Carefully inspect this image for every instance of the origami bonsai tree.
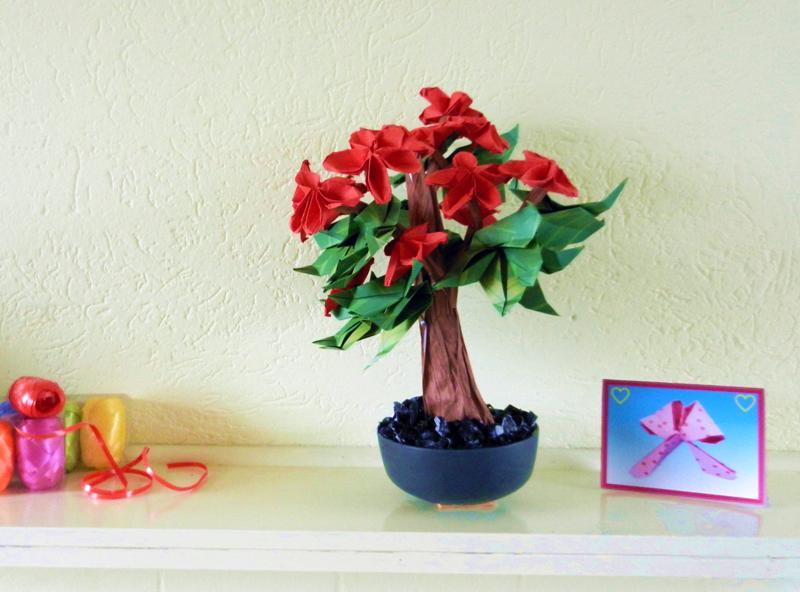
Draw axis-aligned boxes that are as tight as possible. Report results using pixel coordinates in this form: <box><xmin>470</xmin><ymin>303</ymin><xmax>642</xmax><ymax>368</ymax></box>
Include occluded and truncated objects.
<box><xmin>291</xmin><ymin>87</ymin><xmax>625</xmax><ymax>424</ymax></box>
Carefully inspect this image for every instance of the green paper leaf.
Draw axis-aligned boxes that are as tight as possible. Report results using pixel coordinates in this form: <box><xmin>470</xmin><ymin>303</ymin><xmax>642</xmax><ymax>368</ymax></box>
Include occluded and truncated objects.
<box><xmin>519</xmin><ymin>281</ymin><xmax>558</xmax><ymax>315</ymax></box>
<box><xmin>355</xmin><ymin>196</ymin><xmax>403</xmax><ymax>231</ymax></box>
<box><xmin>295</xmin><ymin>246</ymin><xmax>350</xmax><ymax>277</ymax></box>
<box><xmin>316</xmin><ymin>200</ymin><xmax>409</xmax><ymax>291</ymax></box>
<box><xmin>460</xmin><ymin>250</ymin><xmax>497</xmax><ymax>286</ymax></box>
<box><xmin>314</xmin><ymin>318</ymin><xmax>378</xmax><ymax>350</ymax></box>
<box><xmin>475</xmin><ymin>205</ymin><xmax>541</xmax><ymax>248</ymax></box>
<box><xmin>368</xmin><ymin>283</ymin><xmax>432</xmax><ymax>361</ymax></box>
<box><xmin>475</xmin><ymin>125</ymin><xmax>519</xmax><ymax>165</ymax></box>
<box><xmin>328</xmin><ymin>278</ymin><xmax>406</xmax><ymax>318</ymax></box>
<box><xmin>541</xmin><ymin>246</ymin><xmax>583</xmax><ymax>274</ymax></box>
<box><xmin>536</xmin><ymin>208</ymin><xmax>604</xmax><ymax>250</ymax></box>
<box><xmin>403</xmin><ymin>260</ymin><xmax>424</xmax><ymax>295</ymax></box>
<box><xmin>518</xmin><ymin>179</ymin><xmax>627</xmax><ymax>217</ymax></box>
<box><xmin>367</xmin><ymin>317</ymin><xmax>416</xmax><ymax>367</ymax></box>
<box><xmin>313</xmin><ymin>218</ymin><xmax>353</xmax><ymax>249</ymax></box>
<box><xmin>479</xmin><ymin>254</ymin><xmax>527</xmax><ymax>316</ymax></box>
<box><xmin>581</xmin><ymin>178</ymin><xmax>627</xmax><ymax>216</ymax></box>
<box><xmin>370</xmin><ymin>263</ymin><xmax>430</xmax><ymax>330</ymax></box>
<box><xmin>479</xmin><ymin>255</ymin><xmax>504</xmax><ymax>312</ymax></box>
<box><xmin>508</xmin><ymin>178</ymin><xmax>529</xmax><ymax>201</ymax></box>
<box><xmin>434</xmin><ymin>248</ymin><xmax>497</xmax><ymax>289</ymax></box>
<box><xmin>504</xmin><ymin>245</ymin><xmax>543</xmax><ymax>287</ymax></box>
<box><xmin>392</xmin><ymin>284</ymin><xmax>432</xmax><ymax>326</ymax></box>
<box><xmin>323</xmin><ymin>247</ymin><xmax>371</xmax><ymax>290</ymax></box>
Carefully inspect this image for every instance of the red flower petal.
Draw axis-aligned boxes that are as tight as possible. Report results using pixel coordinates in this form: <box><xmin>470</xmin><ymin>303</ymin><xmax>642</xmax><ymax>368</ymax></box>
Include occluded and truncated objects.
<box><xmin>294</xmin><ymin>160</ymin><xmax>320</xmax><ymax>188</ymax></box>
<box><xmin>291</xmin><ymin>189</ymin><xmax>335</xmax><ymax>241</ymax></box>
<box><xmin>419</xmin><ymin>87</ymin><xmax>480</xmax><ymax>124</ymax></box>
<box><xmin>452</xmin><ymin>151</ymin><xmax>478</xmax><ymax>169</ymax></box>
<box><xmin>320</xmin><ymin>177</ymin><xmax>364</xmax><ymax>208</ymax></box>
<box><xmin>376</xmin><ymin>147</ymin><xmax>421</xmax><ymax>173</ymax></box>
<box><xmin>349</xmin><ymin>128</ymin><xmax>378</xmax><ymax>149</ymax></box>
<box><xmin>376</xmin><ymin>125</ymin><xmax>406</xmax><ymax>148</ymax></box>
<box><xmin>500</xmin><ymin>150</ymin><xmax>579</xmax><ymax>197</ymax></box>
<box><xmin>468</xmin><ymin>121</ymin><xmax>509</xmax><ymax>153</ymax></box>
<box><xmin>425</xmin><ymin>166</ymin><xmax>459</xmax><ymax>187</ymax></box>
<box><xmin>448</xmin><ymin>92</ymin><xmax>476</xmax><ymax>117</ymax></box>
<box><xmin>411</xmin><ymin>124</ymin><xmax>455</xmax><ymax>151</ymax></box>
<box><xmin>476</xmin><ymin>163</ymin><xmax>510</xmax><ymax>186</ymax></box>
<box><xmin>323</xmin><ymin>147</ymin><xmax>369</xmax><ymax>175</ymax></box>
<box><xmin>384</xmin><ymin>225</ymin><xmax>447</xmax><ymax>286</ymax></box>
<box><xmin>365</xmin><ymin>156</ymin><xmax>392</xmax><ymax>204</ymax></box>
<box><xmin>473</xmin><ymin>174</ymin><xmax>502</xmax><ymax>211</ymax></box>
<box><xmin>419</xmin><ymin>87</ymin><xmax>452</xmax><ymax>123</ymax></box>
<box><xmin>551</xmin><ymin>168</ymin><xmax>578</xmax><ymax>197</ymax></box>
<box><xmin>291</xmin><ymin>161</ymin><xmax>364</xmax><ymax>240</ymax></box>
<box><xmin>497</xmin><ymin>159</ymin><xmax>529</xmax><ymax>179</ymax></box>
<box><xmin>440</xmin><ymin>175</ymin><xmax>477</xmax><ymax>218</ymax></box>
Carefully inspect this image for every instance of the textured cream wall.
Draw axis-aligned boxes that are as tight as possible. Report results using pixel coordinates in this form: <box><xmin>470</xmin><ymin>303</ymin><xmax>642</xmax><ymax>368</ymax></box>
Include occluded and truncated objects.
<box><xmin>1</xmin><ymin>1</ymin><xmax>798</xmax><ymax>449</ymax></box>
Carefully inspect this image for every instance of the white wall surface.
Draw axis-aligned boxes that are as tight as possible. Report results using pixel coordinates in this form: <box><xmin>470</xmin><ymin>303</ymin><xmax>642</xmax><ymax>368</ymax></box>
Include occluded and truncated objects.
<box><xmin>1</xmin><ymin>0</ymin><xmax>798</xmax><ymax>449</ymax></box>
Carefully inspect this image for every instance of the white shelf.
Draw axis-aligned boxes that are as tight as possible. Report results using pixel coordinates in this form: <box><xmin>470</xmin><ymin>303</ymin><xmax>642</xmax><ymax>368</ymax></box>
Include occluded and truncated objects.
<box><xmin>0</xmin><ymin>446</ymin><xmax>798</xmax><ymax>578</ymax></box>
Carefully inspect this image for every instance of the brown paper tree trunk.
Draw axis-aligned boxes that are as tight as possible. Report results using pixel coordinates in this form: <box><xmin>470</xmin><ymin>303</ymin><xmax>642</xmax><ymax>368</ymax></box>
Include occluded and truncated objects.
<box><xmin>406</xmin><ymin>167</ymin><xmax>494</xmax><ymax>424</ymax></box>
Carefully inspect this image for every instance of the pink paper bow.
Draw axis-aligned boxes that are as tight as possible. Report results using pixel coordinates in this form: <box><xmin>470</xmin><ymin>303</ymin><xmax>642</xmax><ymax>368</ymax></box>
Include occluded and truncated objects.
<box><xmin>630</xmin><ymin>400</ymin><xmax>736</xmax><ymax>480</ymax></box>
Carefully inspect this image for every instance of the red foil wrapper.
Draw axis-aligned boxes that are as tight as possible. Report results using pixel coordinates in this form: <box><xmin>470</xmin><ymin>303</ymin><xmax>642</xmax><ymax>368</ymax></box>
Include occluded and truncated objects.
<box><xmin>0</xmin><ymin>421</ymin><xmax>13</xmax><ymax>491</ymax></box>
<box><xmin>8</xmin><ymin>377</ymin><xmax>65</xmax><ymax>418</ymax></box>
<box><xmin>15</xmin><ymin>416</ymin><xmax>65</xmax><ymax>491</ymax></box>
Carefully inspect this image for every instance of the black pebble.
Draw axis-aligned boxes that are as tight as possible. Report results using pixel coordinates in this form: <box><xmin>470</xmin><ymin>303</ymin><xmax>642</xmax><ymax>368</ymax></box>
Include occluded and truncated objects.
<box><xmin>377</xmin><ymin>396</ymin><xmax>537</xmax><ymax>450</ymax></box>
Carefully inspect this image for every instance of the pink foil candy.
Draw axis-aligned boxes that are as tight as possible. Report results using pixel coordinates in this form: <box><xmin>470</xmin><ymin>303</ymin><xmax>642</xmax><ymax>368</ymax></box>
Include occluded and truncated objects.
<box><xmin>15</xmin><ymin>416</ymin><xmax>65</xmax><ymax>490</ymax></box>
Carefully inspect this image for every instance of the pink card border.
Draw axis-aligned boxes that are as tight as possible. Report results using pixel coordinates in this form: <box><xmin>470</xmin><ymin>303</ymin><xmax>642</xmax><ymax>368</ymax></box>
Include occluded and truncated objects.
<box><xmin>600</xmin><ymin>379</ymin><xmax>766</xmax><ymax>505</ymax></box>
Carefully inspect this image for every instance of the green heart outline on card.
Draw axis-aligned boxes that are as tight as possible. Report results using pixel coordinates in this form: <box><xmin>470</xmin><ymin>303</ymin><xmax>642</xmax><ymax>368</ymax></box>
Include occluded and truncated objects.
<box><xmin>610</xmin><ymin>387</ymin><xmax>630</xmax><ymax>405</ymax></box>
<box><xmin>735</xmin><ymin>393</ymin><xmax>756</xmax><ymax>413</ymax></box>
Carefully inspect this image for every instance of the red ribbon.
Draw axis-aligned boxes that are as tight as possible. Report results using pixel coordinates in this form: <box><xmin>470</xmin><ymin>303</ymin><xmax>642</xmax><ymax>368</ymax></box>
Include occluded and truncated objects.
<box><xmin>16</xmin><ymin>421</ymin><xmax>208</xmax><ymax>499</ymax></box>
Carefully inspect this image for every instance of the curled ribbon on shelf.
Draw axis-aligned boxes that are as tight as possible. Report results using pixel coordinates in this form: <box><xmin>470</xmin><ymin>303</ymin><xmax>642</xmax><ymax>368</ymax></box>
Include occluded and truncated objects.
<box><xmin>630</xmin><ymin>400</ymin><xmax>736</xmax><ymax>480</ymax></box>
<box><xmin>15</xmin><ymin>420</ymin><xmax>208</xmax><ymax>499</ymax></box>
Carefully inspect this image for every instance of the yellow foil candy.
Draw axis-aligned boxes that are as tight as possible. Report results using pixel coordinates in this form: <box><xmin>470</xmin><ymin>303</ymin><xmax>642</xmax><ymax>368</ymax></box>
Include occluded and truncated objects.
<box><xmin>80</xmin><ymin>397</ymin><xmax>126</xmax><ymax>469</ymax></box>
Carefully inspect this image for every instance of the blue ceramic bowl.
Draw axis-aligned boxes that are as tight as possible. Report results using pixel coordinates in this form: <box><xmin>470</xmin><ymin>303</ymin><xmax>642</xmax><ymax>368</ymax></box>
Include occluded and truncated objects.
<box><xmin>377</xmin><ymin>425</ymin><xmax>539</xmax><ymax>505</ymax></box>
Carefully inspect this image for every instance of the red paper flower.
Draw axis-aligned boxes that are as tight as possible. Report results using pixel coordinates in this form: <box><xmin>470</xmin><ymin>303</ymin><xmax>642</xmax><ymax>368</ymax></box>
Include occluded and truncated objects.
<box><xmin>324</xmin><ymin>259</ymin><xmax>373</xmax><ymax>316</ymax></box>
<box><xmin>425</xmin><ymin>152</ymin><xmax>510</xmax><ymax>221</ymax></box>
<box><xmin>453</xmin><ymin>116</ymin><xmax>509</xmax><ymax>154</ymax></box>
<box><xmin>419</xmin><ymin>87</ymin><xmax>483</xmax><ymax>124</ymax></box>
<box><xmin>323</xmin><ymin>125</ymin><xmax>429</xmax><ymax>204</ymax></box>
<box><xmin>499</xmin><ymin>150</ymin><xmax>578</xmax><ymax>197</ymax></box>
<box><xmin>417</xmin><ymin>87</ymin><xmax>508</xmax><ymax>154</ymax></box>
<box><xmin>410</xmin><ymin>124</ymin><xmax>455</xmax><ymax>152</ymax></box>
<box><xmin>384</xmin><ymin>225</ymin><xmax>448</xmax><ymax>287</ymax></box>
<box><xmin>290</xmin><ymin>161</ymin><xmax>365</xmax><ymax>241</ymax></box>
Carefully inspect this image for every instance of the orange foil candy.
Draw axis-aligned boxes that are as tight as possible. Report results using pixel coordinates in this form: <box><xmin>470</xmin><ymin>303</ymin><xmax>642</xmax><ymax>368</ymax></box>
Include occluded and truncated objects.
<box><xmin>81</xmin><ymin>397</ymin><xmax>126</xmax><ymax>469</ymax></box>
<box><xmin>0</xmin><ymin>421</ymin><xmax>13</xmax><ymax>491</ymax></box>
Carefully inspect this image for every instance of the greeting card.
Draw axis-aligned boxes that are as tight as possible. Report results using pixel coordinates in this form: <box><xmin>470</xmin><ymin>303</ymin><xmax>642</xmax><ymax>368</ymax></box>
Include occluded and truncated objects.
<box><xmin>601</xmin><ymin>380</ymin><xmax>765</xmax><ymax>504</ymax></box>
